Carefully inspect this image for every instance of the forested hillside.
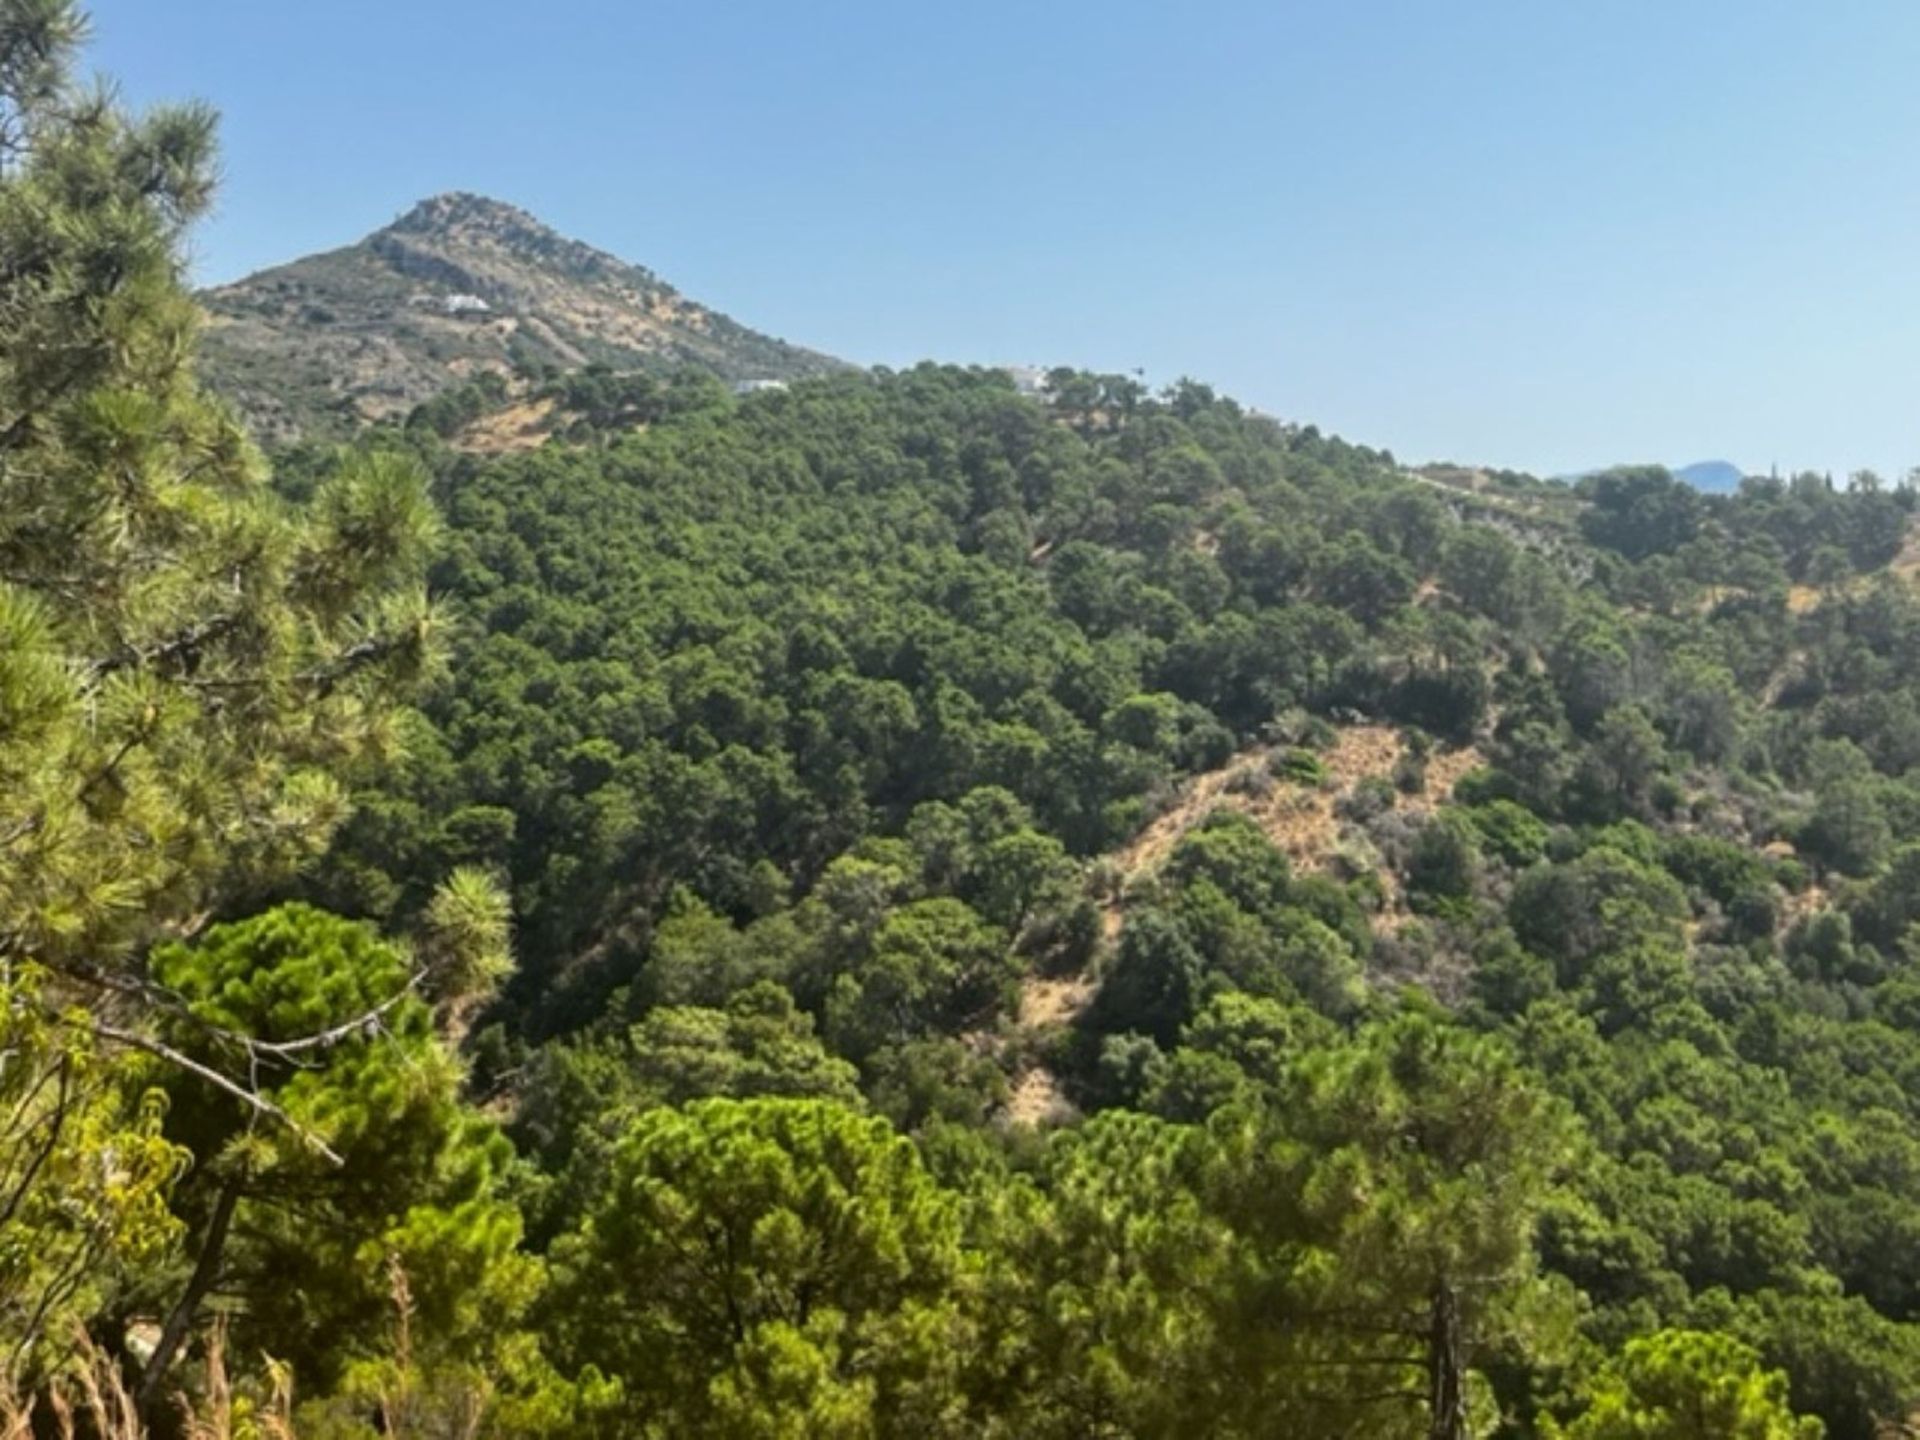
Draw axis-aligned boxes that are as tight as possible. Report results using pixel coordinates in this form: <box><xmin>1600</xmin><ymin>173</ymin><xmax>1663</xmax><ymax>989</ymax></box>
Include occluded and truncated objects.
<box><xmin>300</xmin><ymin>364</ymin><xmax>1920</xmax><ymax>1440</ymax></box>
<box><xmin>11</xmin><ymin>3</ymin><xmax>1920</xmax><ymax>1437</ymax></box>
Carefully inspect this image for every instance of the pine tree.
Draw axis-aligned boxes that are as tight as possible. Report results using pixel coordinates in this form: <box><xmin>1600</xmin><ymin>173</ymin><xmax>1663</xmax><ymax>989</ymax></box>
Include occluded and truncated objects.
<box><xmin>0</xmin><ymin>0</ymin><xmax>440</xmax><ymax>979</ymax></box>
<box><xmin>547</xmin><ymin>1098</ymin><xmax>975</xmax><ymax>1437</ymax></box>
<box><xmin>0</xmin><ymin>0</ymin><xmax>441</xmax><ymax>1375</ymax></box>
<box><xmin>1545</xmin><ymin>1331</ymin><xmax>1823</xmax><ymax>1440</ymax></box>
<box><xmin>134</xmin><ymin>900</ymin><xmax>525</xmax><ymax>1413</ymax></box>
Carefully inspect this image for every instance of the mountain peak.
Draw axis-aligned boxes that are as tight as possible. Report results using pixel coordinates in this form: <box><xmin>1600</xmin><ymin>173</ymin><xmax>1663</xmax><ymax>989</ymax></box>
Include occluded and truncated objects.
<box><xmin>197</xmin><ymin>197</ymin><xmax>841</xmax><ymax>445</ymax></box>
<box><xmin>388</xmin><ymin>191</ymin><xmax>535</xmax><ymax>230</ymax></box>
<box><xmin>373</xmin><ymin>192</ymin><xmax>649</xmax><ymax>291</ymax></box>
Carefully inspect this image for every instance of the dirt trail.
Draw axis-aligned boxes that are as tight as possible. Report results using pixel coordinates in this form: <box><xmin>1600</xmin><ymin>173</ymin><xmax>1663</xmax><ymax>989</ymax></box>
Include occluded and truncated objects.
<box><xmin>1002</xmin><ymin>725</ymin><xmax>1482</xmax><ymax>1125</ymax></box>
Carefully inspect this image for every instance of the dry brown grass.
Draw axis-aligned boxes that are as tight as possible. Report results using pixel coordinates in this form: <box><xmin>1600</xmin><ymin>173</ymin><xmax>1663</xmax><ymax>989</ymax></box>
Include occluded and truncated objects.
<box><xmin>1003</xmin><ymin>724</ymin><xmax>1485</xmax><ymax>1125</ymax></box>
<box><xmin>0</xmin><ymin>1323</ymin><xmax>294</xmax><ymax>1440</ymax></box>
<box><xmin>1004</xmin><ymin>1067</ymin><xmax>1078</xmax><ymax>1129</ymax></box>
<box><xmin>1019</xmin><ymin>973</ymin><xmax>1097</xmax><ymax>1030</ymax></box>
<box><xmin>1103</xmin><ymin>726</ymin><xmax>1476</xmax><ymax>891</ymax></box>
<box><xmin>453</xmin><ymin>395</ymin><xmax>558</xmax><ymax>455</ymax></box>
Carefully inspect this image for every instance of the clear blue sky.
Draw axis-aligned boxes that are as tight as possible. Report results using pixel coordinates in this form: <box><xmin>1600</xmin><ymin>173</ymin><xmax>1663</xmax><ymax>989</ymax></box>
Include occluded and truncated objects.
<box><xmin>87</xmin><ymin>1</ymin><xmax>1920</xmax><ymax>478</ymax></box>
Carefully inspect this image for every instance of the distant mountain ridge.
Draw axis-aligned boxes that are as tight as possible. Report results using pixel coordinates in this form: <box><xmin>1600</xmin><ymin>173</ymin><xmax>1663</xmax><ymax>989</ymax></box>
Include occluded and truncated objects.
<box><xmin>196</xmin><ymin>193</ymin><xmax>842</xmax><ymax>445</ymax></box>
<box><xmin>1672</xmin><ymin>459</ymin><xmax>1746</xmax><ymax>494</ymax></box>
<box><xmin>1558</xmin><ymin>459</ymin><xmax>1749</xmax><ymax>495</ymax></box>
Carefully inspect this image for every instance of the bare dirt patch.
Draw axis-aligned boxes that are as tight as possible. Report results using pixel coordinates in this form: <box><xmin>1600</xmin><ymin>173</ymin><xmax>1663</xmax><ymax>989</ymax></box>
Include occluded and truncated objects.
<box><xmin>455</xmin><ymin>395</ymin><xmax>558</xmax><ymax>455</ymax></box>
<box><xmin>1111</xmin><ymin>726</ymin><xmax>1476</xmax><ymax>879</ymax></box>
<box><xmin>1776</xmin><ymin>878</ymin><xmax>1831</xmax><ymax>935</ymax></box>
<box><xmin>1892</xmin><ymin>517</ymin><xmax>1920</xmax><ymax>581</ymax></box>
<box><xmin>1019</xmin><ymin>972</ymin><xmax>1097</xmax><ymax>1030</ymax></box>
<box><xmin>1768</xmin><ymin>517</ymin><xmax>1920</xmax><ymax>617</ymax></box>
<box><xmin>1002</xmin><ymin>723</ymin><xmax>1483</xmax><ymax>1126</ymax></box>
<box><xmin>1094</xmin><ymin>725</ymin><xmax>1482</xmax><ymax>934</ymax></box>
<box><xmin>1786</xmin><ymin>585</ymin><xmax>1824</xmax><ymax>615</ymax></box>
<box><xmin>1005</xmin><ymin>1066</ymin><xmax>1078</xmax><ymax>1128</ymax></box>
<box><xmin>1420</xmin><ymin>744</ymin><xmax>1485</xmax><ymax>811</ymax></box>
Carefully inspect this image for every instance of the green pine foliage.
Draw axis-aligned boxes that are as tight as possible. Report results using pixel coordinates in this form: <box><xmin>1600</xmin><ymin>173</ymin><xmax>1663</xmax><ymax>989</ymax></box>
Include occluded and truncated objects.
<box><xmin>0</xmin><ymin>0</ymin><xmax>448</xmax><ymax>1395</ymax></box>
<box><xmin>16</xmin><ymin>2</ymin><xmax>1920</xmax><ymax>1435</ymax></box>
<box><xmin>1544</xmin><ymin>1330</ymin><xmax>1823</xmax><ymax>1440</ymax></box>
<box><xmin>0</xmin><ymin>0</ymin><xmax>443</xmax><ymax>1022</ymax></box>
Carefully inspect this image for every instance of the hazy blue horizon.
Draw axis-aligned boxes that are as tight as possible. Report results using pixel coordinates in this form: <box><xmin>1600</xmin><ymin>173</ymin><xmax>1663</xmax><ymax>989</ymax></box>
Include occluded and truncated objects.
<box><xmin>87</xmin><ymin>1</ymin><xmax>1920</xmax><ymax>481</ymax></box>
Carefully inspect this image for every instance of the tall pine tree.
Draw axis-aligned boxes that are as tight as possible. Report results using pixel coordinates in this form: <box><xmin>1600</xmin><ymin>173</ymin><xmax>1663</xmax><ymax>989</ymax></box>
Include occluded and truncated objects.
<box><xmin>0</xmin><ymin>0</ymin><xmax>442</xmax><ymax>1375</ymax></box>
<box><xmin>0</xmin><ymin>0</ymin><xmax>440</xmax><ymax>979</ymax></box>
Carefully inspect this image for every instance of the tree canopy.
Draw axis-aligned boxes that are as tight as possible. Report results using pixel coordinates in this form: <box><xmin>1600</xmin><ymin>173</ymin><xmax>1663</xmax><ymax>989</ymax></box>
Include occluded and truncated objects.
<box><xmin>15</xmin><ymin>1</ymin><xmax>1920</xmax><ymax>1435</ymax></box>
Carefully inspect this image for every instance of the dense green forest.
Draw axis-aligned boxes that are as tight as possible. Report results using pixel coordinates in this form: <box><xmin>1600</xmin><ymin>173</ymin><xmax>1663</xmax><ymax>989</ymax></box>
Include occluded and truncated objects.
<box><xmin>12</xmin><ymin>4</ymin><xmax>1920</xmax><ymax>1436</ymax></box>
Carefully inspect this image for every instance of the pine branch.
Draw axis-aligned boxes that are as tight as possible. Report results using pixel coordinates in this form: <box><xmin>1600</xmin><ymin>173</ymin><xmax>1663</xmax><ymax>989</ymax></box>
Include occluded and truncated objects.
<box><xmin>177</xmin><ymin>626</ymin><xmax>416</xmax><ymax>697</ymax></box>
<box><xmin>71</xmin><ymin>955</ymin><xmax>426</xmax><ymax>1063</ymax></box>
<box><xmin>0</xmin><ymin>1057</ymin><xmax>70</xmax><ymax>1233</ymax></box>
<box><xmin>241</xmin><ymin>979</ymin><xmax>421</xmax><ymax>1059</ymax></box>
<box><xmin>84</xmin><ymin>612</ymin><xmax>241</xmax><ymax>685</ymax></box>
<box><xmin>1291</xmin><ymin>1388</ymin><xmax>1428</xmax><ymax>1407</ymax></box>
<box><xmin>297</xmin><ymin>630</ymin><xmax>413</xmax><ymax>697</ymax></box>
<box><xmin>80</xmin><ymin>1020</ymin><xmax>343</xmax><ymax>1166</ymax></box>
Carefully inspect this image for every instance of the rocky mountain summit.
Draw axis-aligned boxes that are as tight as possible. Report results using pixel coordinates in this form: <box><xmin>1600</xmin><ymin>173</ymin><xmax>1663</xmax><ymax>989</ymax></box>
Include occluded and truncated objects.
<box><xmin>197</xmin><ymin>192</ymin><xmax>840</xmax><ymax>444</ymax></box>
